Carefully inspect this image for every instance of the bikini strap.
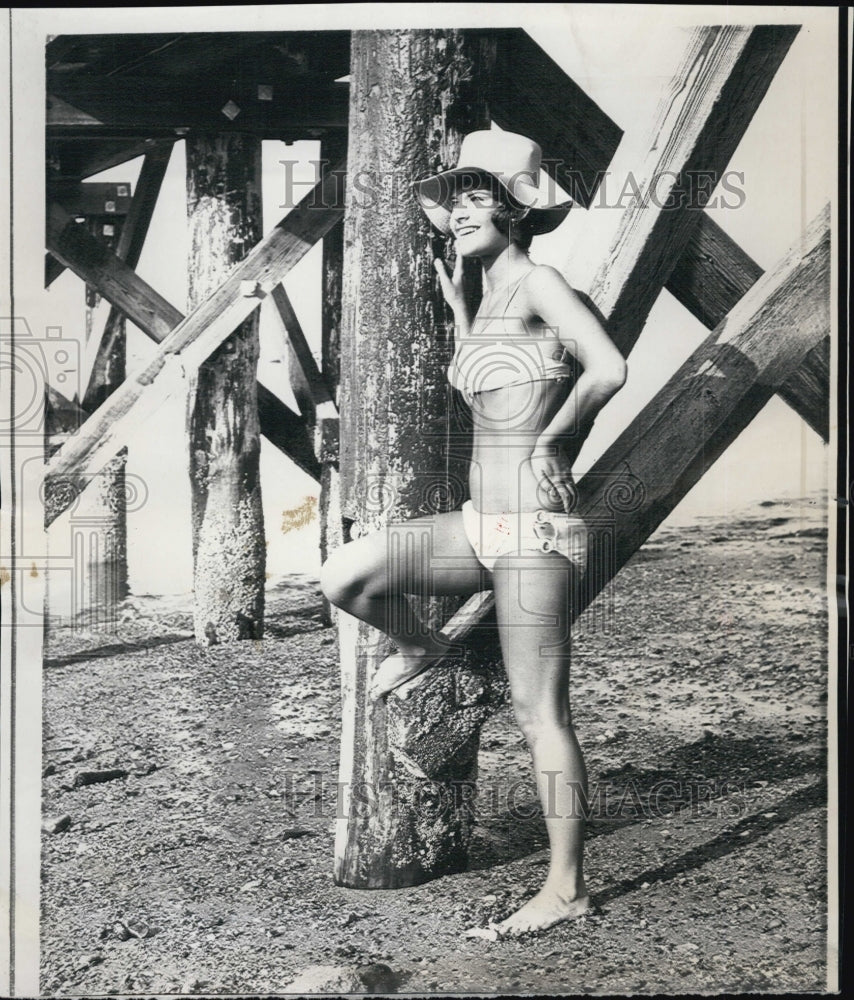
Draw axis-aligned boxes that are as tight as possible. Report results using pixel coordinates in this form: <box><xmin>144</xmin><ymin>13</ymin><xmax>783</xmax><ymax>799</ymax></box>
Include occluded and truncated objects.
<box><xmin>504</xmin><ymin>269</ymin><xmax>533</xmax><ymax>308</ymax></box>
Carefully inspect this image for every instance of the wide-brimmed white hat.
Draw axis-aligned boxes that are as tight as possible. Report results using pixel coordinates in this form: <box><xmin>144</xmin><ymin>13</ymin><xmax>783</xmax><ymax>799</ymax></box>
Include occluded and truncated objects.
<box><xmin>414</xmin><ymin>130</ymin><xmax>572</xmax><ymax>236</ymax></box>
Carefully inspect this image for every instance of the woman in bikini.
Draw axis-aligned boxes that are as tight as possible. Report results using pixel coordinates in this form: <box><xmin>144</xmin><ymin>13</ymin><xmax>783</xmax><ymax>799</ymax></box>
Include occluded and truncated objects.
<box><xmin>320</xmin><ymin>130</ymin><xmax>627</xmax><ymax>936</ymax></box>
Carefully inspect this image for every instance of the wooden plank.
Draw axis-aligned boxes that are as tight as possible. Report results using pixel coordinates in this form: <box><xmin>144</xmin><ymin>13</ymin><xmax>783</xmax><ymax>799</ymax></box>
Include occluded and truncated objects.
<box><xmin>257</xmin><ymin>384</ymin><xmax>321</xmax><ymax>482</ymax></box>
<box><xmin>405</xmin><ymin>205</ymin><xmax>831</xmax><ymax>717</ymax></box>
<box><xmin>46</xmin><ymin>31</ymin><xmax>351</xmax><ymax>81</ymax></box>
<box><xmin>48</xmin><ymin>180</ymin><xmax>133</xmax><ymax>218</ymax></box>
<box><xmin>488</xmin><ymin>29</ymin><xmax>622</xmax><ymax>207</ymax></box>
<box><xmin>586</xmin><ymin>25</ymin><xmax>799</xmax><ymax>357</ymax></box>
<box><xmin>667</xmin><ymin>212</ymin><xmax>829</xmax><ymax>441</ymax></box>
<box><xmin>43</xmin><ymin>162</ymin><xmax>345</xmax><ymax>526</ymax></box>
<box><xmin>576</xmin><ymin>203</ymin><xmax>830</xmax><ymax>589</ymax></box>
<box><xmin>82</xmin><ymin>145</ymin><xmax>173</xmax><ymax>409</ymax></box>
<box><xmin>47</xmin><ymin>77</ymin><xmax>349</xmax><ymax>137</ymax></box>
<box><xmin>45</xmin><ymin>195</ymin><xmax>320</xmax><ymax>481</ymax></box>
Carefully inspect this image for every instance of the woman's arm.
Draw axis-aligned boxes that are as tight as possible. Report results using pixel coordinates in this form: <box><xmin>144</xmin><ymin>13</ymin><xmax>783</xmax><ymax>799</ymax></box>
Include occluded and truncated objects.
<box><xmin>523</xmin><ymin>266</ymin><xmax>627</xmax><ymax>444</ymax></box>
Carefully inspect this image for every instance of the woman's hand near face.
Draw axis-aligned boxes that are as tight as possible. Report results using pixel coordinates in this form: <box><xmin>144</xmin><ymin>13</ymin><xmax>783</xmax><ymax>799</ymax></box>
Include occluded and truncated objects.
<box><xmin>434</xmin><ymin>249</ymin><xmax>468</xmax><ymax>320</ymax></box>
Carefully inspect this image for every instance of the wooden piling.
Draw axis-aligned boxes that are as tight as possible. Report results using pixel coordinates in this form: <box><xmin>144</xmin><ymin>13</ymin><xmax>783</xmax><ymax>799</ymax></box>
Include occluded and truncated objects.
<box><xmin>334</xmin><ymin>29</ymin><xmax>495</xmax><ymax>889</ymax></box>
<box><xmin>185</xmin><ymin>133</ymin><xmax>265</xmax><ymax>644</ymax></box>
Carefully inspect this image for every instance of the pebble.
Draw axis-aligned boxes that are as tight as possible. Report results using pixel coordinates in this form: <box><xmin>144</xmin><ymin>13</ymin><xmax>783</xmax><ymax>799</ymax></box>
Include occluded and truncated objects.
<box><xmin>42</xmin><ymin>814</ymin><xmax>72</xmax><ymax>835</ymax></box>
<box><xmin>111</xmin><ymin>921</ymin><xmax>131</xmax><ymax>942</ymax></box>
<box><xmin>75</xmin><ymin>953</ymin><xmax>104</xmax><ymax>972</ymax></box>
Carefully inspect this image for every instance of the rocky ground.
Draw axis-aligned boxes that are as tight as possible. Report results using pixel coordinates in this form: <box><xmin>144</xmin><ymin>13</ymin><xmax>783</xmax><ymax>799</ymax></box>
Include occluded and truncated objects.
<box><xmin>40</xmin><ymin>494</ymin><xmax>832</xmax><ymax>996</ymax></box>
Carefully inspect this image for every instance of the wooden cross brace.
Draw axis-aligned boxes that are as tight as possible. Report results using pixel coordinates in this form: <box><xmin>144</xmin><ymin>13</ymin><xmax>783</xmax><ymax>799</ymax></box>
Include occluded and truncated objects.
<box><xmin>42</xmin><ymin>161</ymin><xmax>347</xmax><ymax>526</ymax></box>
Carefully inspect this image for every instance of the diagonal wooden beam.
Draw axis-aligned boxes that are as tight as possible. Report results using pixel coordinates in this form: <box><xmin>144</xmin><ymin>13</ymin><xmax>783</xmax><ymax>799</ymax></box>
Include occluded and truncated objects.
<box><xmin>270</xmin><ymin>282</ymin><xmax>337</xmax><ymax>411</ymax></box>
<box><xmin>488</xmin><ymin>29</ymin><xmax>623</xmax><ymax>207</ymax></box>
<box><xmin>584</xmin><ymin>25</ymin><xmax>799</xmax><ymax>358</ymax></box>
<box><xmin>43</xmin><ymin>166</ymin><xmax>345</xmax><ymax>522</ymax></box>
<box><xmin>49</xmin><ymin>137</ymin><xmax>174</xmax><ymax>183</ymax></box>
<box><xmin>398</xmin><ymin>205</ymin><xmax>830</xmax><ymax>769</ymax></box>
<box><xmin>666</xmin><ymin>213</ymin><xmax>763</xmax><ymax>327</ymax></box>
<box><xmin>271</xmin><ymin>282</ymin><xmax>339</xmax><ymax>466</ymax></box>
<box><xmin>47</xmin><ymin>203</ymin><xmax>183</xmax><ymax>341</ymax></box>
<box><xmin>82</xmin><ymin>145</ymin><xmax>173</xmax><ymax>409</ymax></box>
<box><xmin>576</xmin><ymin>203</ymin><xmax>830</xmax><ymax>585</ymax></box>
<box><xmin>44</xmin><ymin>252</ymin><xmax>65</xmax><ymax>288</ymax></box>
<box><xmin>666</xmin><ymin>213</ymin><xmax>829</xmax><ymax>441</ymax></box>
<box><xmin>46</xmin><ymin>202</ymin><xmax>320</xmax><ymax>484</ymax></box>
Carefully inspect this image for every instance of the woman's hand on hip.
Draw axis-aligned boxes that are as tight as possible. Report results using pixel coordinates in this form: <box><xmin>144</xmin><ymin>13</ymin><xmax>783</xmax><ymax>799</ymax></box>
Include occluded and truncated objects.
<box><xmin>530</xmin><ymin>437</ymin><xmax>578</xmax><ymax>514</ymax></box>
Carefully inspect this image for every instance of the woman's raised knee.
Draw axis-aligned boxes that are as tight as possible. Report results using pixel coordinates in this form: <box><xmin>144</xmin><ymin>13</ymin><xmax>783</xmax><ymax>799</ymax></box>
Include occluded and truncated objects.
<box><xmin>319</xmin><ymin>544</ymin><xmax>384</xmax><ymax>609</ymax></box>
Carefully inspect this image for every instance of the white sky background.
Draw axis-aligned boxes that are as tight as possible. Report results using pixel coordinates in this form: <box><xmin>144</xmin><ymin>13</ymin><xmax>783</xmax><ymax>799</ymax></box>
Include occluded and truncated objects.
<box><xmin>25</xmin><ymin>6</ymin><xmax>837</xmax><ymax>596</ymax></box>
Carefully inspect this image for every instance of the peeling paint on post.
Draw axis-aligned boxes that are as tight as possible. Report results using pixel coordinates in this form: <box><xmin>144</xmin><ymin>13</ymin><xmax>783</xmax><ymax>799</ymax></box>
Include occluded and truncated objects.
<box><xmin>335</xmin><ymin>30</ymin><xmax>496</xmax><ymax>888</ymax></box>
<box><xmin>186</xmin><ymin>134</ymin><xmax>265</xmax><ymax>644</ymax></box>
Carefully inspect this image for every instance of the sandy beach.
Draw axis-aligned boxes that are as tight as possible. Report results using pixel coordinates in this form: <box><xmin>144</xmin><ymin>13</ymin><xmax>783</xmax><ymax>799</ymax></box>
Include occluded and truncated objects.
<box><xmin>40</xmin><ymin>492</ymin><xmax>830</xmax><ymax>995</ymax></box>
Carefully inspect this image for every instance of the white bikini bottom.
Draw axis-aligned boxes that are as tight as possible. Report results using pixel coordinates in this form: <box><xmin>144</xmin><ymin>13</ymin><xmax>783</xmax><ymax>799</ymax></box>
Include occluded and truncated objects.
<box><xmin>461</xmin><ymin>501</ymin><xmax>588</xmax><ymax>574</ymax></box>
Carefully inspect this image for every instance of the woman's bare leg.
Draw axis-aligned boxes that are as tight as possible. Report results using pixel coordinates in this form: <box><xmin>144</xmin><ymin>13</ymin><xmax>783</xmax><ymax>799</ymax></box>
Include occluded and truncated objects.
<box><xmin>490</xmin><ymin>550</ymin><xmax>591</xmax><ymax>935</ymax></box>
<box><xmin>319</xmin><ymin>511</ymin><xmax>485</xmax><ymax>696</ymax></box>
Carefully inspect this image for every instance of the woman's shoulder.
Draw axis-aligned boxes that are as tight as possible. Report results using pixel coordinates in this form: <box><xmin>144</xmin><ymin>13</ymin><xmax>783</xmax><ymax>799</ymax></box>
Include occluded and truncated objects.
<box><xmin>517</xmin><ymin>264</ymin><xmax>578</xmax><ymax>303</ymax></box>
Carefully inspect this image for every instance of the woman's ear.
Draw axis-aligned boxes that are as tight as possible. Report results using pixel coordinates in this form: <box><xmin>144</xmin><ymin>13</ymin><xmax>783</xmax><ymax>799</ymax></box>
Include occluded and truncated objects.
<box><xmin>511</xmin><ymin>206</ymin><xmax>531</xmax><ymax>224</ymax></box>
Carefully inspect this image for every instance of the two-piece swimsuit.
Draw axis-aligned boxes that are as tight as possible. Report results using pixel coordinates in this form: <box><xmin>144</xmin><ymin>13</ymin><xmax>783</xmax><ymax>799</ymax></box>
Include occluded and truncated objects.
<box><xmin>449</xmin><ymin>272</ymin><xmax>589</xmax><ymax>574</ymax></box>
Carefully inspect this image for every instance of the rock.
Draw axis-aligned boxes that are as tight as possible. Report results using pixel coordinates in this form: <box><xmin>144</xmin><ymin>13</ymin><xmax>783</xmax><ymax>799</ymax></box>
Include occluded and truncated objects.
<box><xmin>280</xmin><ymin>828</ymin><xmax>316</xmax><ymax>841</ymax></box>
<box><xmin>125</xmin><ymin>918</ymin><xmax>150</xmax><ymax>939</ymax></box>
<box><xmin>72</xmin><ymin>768</ymin><xmax>128</xmax><ymax>788</ymax></box>
<box><xmin>358</xmin><ymin>963</ymin><xmax>398</xmax><ymax>993</ymax></box>
<box><xmin>111</xmin><ymin>921</ymin><xmax>131</xmax><ymax>941</ymax></box>
<box><xmin>42</xmin><ymin>814</ymin><xmax>71</xmax><ymax>835</ymax></box>
<box><xmin>76</xmin><ymin>953</ymin><xmax>104</xmax><ymax>972</ymax></box>
<box><xmin>285</xmin><ymin>964</ymin><xmax>398</xmax><ymax>994</ymax></box>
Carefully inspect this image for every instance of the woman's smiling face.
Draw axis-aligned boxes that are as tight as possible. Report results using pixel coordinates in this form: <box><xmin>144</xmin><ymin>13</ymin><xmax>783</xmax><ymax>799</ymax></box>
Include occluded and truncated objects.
<box><xmin>450</xmin><ymin>188</ymin><xmax>506</xmax><ymax>257</ymax></box>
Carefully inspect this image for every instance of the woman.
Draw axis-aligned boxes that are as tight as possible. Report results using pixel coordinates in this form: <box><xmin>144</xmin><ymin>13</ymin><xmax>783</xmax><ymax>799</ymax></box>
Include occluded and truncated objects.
<box><xmin>320</xmin><ymin>130</ymin><xmax>627</xmax><ymax>936</ymax></box>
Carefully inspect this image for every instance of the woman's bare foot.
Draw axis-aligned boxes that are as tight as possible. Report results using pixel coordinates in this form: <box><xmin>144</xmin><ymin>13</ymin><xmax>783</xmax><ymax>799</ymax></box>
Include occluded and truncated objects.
<box><xmin>369</xmin><ymin>639</ymin><xmax>448</xmax><ymax>700</ymax></box>
<box><xmin>492</xmin><ymin>883</ymin><xmax>592</xmax><ymax>937</ymax></box>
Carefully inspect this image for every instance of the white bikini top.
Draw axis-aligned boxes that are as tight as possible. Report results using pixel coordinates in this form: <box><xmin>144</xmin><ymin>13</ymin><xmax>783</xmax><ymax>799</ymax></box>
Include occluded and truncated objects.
<box><xmin>447</xmin><ymin>272</ymin><xmax>576</xmax><ymax>398</ymax></box>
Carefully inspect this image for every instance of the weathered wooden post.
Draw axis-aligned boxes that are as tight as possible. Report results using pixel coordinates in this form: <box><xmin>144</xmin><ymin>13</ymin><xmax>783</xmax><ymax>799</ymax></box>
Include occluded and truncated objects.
<box><xmin>67</xmin><ymin>195</ymin><xmax>133</xmax><ymax>625</ymax></box>
<box><xmin>334</xmin><ymin>30</ymin><xmax>495</xmax><ymax>888</ymax></box>
<box><xmin>186</xmin><ymin>134</ymin><xmax>265</xmax><ymax>644</ymax></box>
